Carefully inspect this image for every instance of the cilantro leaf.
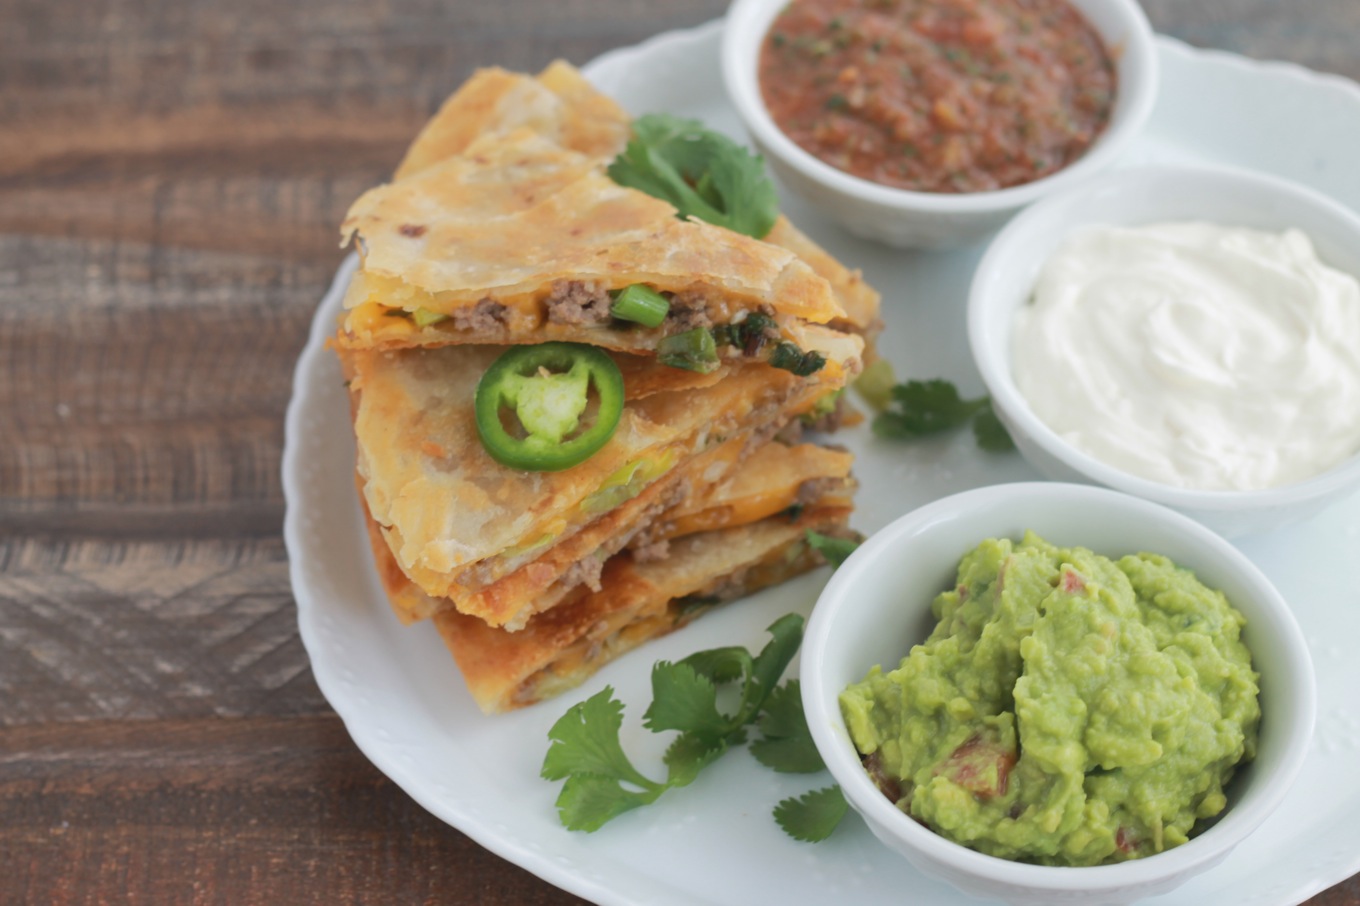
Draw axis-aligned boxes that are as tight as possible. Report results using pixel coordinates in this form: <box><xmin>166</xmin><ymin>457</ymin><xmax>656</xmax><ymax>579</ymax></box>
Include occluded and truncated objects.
<box><xmin>873</xmin><ymin>379</ymin><xmax>988</xmax><ymax>438</ymax></box>
<box><xmin>740</xmin><ymin>614</ymin><xmax>805</xmax><ymax>726</ymax></box>
<box><xmin>664</xmin><ymin>731</ymin><xmax>728</xmax><ymax>787</ymax></box>
<box><xmin>554</xmin><ymin>774</ymin><xmax>660</xmax><ymax>832</ymax></box>
<box><xmin>643</xmin><ymin>661</ymin><xmax>732</xmax><ymax>741</ymax></box>
<box><xmin>541</xmin><ymin>687</ymin><xmax>662</xmax><ymax>791</ymax></box>
<box><xmin>677</xmin><ymin>646</ymin><xmax>752</xmax><ymax>687</ymax></box>
<box><xmin>750</xmin><ymin>680</ymin><xmax>826</xmax><ymax>774</ymax></box>
<box><xmin>705</xmin><ymin>142</ymin><xmax>780</xmax><ymax>238</ymax></box>
<box><xmin>806</xmin><ymin>530</ymin><xmax>860</xmax><ymax>568</ymax></box>
<box><xmin>972</xmin><ymin>402</ymin><xmax>1016</xmax><ymax>452</ymax></box>
<box><xmin>871</xmin><ymin>376</ymin><xmax>1015</xmax><ymax>453</ymax></box>
<box><xmin>608</xmin><ymin>113</ymin><xmax>779</xmax><ymax>239</ymax></box>
<box><xmin>543</xmin><ymin>616</ymin><xmax>812</xmax><ymax>833</ymax></box>
<box><xmin>774</xmin><ymin>785</ymin><xmax>849</xmax><ymax>842</ymax></box>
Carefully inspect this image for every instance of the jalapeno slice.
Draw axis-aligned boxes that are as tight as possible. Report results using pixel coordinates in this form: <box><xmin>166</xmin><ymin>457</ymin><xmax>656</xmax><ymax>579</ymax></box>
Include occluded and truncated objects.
<box><xmin>474</xmin><ymin>343</ymin><xmax>625</xmax><ymax>472</ymax></box>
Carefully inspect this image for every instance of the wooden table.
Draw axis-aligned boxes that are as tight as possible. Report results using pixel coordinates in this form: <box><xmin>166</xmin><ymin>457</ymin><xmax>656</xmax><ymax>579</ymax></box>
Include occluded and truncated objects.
<box><xmin>3</xmin><ymin>0</ymin><xmax>1357</xmax><ymax>902</ymax></box>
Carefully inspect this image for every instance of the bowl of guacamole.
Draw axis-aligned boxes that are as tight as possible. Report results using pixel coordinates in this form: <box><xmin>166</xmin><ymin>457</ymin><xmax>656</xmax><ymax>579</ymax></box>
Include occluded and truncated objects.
<box><xmin>802</xmin><ymin>483</ymin><xmax>1315</xmax><ymax>906</ymax></box>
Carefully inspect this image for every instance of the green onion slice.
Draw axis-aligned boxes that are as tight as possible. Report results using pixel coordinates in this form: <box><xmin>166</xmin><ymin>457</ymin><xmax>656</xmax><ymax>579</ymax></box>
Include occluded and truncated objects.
<box><xmin>609</xmin><ymin>284</ymin><xmax>671</xmax><ymax>328</ymax></box>
<box><xmin>657</xmin><ymin>327</ymin><xmax>720</xmax><ymax>373</ymax></box>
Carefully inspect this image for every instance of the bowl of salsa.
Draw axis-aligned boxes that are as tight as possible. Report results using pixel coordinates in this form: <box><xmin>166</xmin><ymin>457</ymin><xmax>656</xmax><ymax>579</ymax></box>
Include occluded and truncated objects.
<box><xmin>722</xmin><ymin>0</ymin><xmax>1158</xmax><ymax>248</ymax></box>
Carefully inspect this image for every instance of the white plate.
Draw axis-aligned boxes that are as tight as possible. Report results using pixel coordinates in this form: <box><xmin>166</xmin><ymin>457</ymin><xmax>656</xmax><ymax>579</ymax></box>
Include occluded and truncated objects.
<box><xmin>285</xmin><ymin>21</ymin><xmax>1360</xmax><ymax>906</ymax></box>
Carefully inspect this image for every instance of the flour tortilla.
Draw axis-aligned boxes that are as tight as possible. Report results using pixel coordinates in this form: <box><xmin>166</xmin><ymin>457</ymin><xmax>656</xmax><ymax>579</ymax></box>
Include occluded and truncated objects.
<box><xmin>338</xmin><ymin>127</ymin><xmax>846</xmax><ymax>353</ymax></box>
<box><xmin>373</xmin><ymin>62</ymin><xmax>882</xmax><ymax>344</ymax></box>
<box><xmin>340</xmin><ymin>333</ymin><xmax>857</xmax><ymax>628</ymax></box>
<box><xmin>394</xmin><ymin>61</ymin><xmax>631</xmax><ymax>182</ymax></box>
<box><xmin>432</xmin><ymin>505</ymin><xmax>853</xmax><ymax>714</ymax></box>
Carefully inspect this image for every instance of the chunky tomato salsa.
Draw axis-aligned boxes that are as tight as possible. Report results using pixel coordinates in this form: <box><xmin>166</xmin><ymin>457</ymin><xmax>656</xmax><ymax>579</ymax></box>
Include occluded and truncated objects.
<box><xmin>758</xmin><ymin>0</ymin><xmax>1116</xmax><ymax>193</ymax></box>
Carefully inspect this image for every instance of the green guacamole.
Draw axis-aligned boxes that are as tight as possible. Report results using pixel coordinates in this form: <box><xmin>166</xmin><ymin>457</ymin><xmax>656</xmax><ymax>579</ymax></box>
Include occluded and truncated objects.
<box><xmin>840</xmin><ymin>532</ymin><xmax>1260</xmax><ymax>866</ymax></box>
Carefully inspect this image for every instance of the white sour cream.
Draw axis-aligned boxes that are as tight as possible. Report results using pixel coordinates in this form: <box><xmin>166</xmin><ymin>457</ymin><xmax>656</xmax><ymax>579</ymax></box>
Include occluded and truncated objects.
<box><xmin>1012</xmin><ymin>222</ymin><xmax>1360</xmax><ymax>491</ymax></box>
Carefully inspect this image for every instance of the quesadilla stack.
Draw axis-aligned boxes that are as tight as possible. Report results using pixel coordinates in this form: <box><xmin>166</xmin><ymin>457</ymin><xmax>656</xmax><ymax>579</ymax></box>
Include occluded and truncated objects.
<box><xmin>337</xmin><ymin>62</ymin><xmax>881</xmax><ymax>354</ymax></box>
<box><xmin>336</xmin><ymin>63</ymin><xmax>876</xmax><ymax>713</ymax></box>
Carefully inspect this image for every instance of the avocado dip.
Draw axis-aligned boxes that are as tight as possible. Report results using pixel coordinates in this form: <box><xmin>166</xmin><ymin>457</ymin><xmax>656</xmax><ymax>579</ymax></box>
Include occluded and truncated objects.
<box><xmin>840</xmin><ymin>532</ymin><xmax>1260</xmax><ymax>866</ymax></box>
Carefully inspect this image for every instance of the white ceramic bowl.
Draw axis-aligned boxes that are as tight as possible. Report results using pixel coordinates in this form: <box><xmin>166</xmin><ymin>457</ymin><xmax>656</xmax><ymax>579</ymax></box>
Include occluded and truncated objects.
<box><xmin>802</xmin><ymin>482</ymin><xmax>1315</xmax><ymax>906</ymax></box>
<box><xmin>722</xmin><ymin>0</ymin><xmax>1158</xmax><ymax>248</ymax></box>
<box><xmin>969</xmin><ymin>164</ymin><xmax>1360</xmax><ymax>538</ymax></box>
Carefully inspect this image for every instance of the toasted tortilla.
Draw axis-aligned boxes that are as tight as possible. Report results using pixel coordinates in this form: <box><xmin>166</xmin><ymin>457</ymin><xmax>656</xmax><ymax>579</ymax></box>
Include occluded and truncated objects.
<box><xmin>763</xmin><ymin>217</ymin><xmax>883</xmax><ymax>345</ymax></box>
<box><xmin>372</xmin><ymin>430</ymin><xmax>747</xmax><ymax>627</ymax></box>
<box><xmin>366</xmin><ymin>436</ymin><xmax>855</xmax><ymax>627</ymax></box>
<box><xmin>395</xmin><ymin>61</ymin><xmax>631</xmax><ymax>181</ymax></box>
<box><xmin>341</xmin><ymin>334</ymin><xmax>858</xmax><ymax>626</ymax></box>
<box><xmin>372</xmin><ymin>62</ymin><xmax>881</xmax><ymax>345</ymax></box>
<box><xmin>337</xmin><ymin>128</ymin><xmax>846</xmax><ymax>352</ymax></box>
<box><xmin>638</xmin><ymin>441</ymin><xmax>855</xmax><ymax>544</ymax></box>
<box><xmin>432</xmin><ymin>506</ymin><xmax>854</xmax><ymax>713</ymax></box>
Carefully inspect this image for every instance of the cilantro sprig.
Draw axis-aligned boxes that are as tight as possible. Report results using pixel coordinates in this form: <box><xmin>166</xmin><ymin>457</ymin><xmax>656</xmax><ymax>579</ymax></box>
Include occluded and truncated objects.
<box><xmin>751</xmin><ymin>680</ymin><xmax>824</xmax><ymax>774</ymax></box>
<box><xmin>873</xmin><ymin>378</ymin><xmax>1015</xmax><ymax>452</ymax></box>
<box><xmin>750</xmin><ymin>680</ymin><xmax>849</xmax><ymax>842</ymax></box>
<box><xmin>543</xmin><ymin>538</ymin><xmax>868</xmax><ymax>842</ymax></box>
<box><xmin>805</xmin><ymin>530</ymin><xmax>859</xmax><ymax>569</ymax></box>
<box><xmin>608</xmin><ymin>114</ymin><xmax>779</xmax><ymax>239</ymax></box>
<box><xmin>542</xmin><ymin>614</ymin><xmax>804</xmax><ymax>832</ymax></box>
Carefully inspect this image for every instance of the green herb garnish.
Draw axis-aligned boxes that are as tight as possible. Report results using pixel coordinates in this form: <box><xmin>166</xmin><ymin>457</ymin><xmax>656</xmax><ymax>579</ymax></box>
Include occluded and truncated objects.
<box><xmin>712</xmin><ymin>311</ymin><xmax>778</xmax><ymax>356</ymax></box>
<box><xmin>775</xmin><ymin>785</ymin><xmax>850</xmax><ymax>842</ymax></box>
<box><xmin>873</xmin><ymin>378</ymin><xmax>1014</xmax><ymax>452</ymax></box>
<box><xmin>542</xmin><ymin>614</ymin><xmax>805</xmax><ymax>832</ymax></box>
<box><xmin>751</xmin><ymin>678</ymin><xmax>850</xmax><ymax>843</ymax></box>
<box><xmin>972</xmin><ymin>402</ymin><xmax>1016</xmax><ymax>452</ymax></box>
<box><xmin>805</xmin><ymin>530</ymin><xmax>859</xmax><ymax>568</ymax></box>
<box><xmin>750</xmin><ymin>680</ymin><xmax>824</xmax><ymax>774</ymax></box>
<box><xmin>608</xmin><ymin>113</ymin><xmax>779</xmax><ymax>239</ymax></box>
<box><xmin>768</xmin><ymin>341</ymin><xmax>826</xmax><ymax>377</ymax></box>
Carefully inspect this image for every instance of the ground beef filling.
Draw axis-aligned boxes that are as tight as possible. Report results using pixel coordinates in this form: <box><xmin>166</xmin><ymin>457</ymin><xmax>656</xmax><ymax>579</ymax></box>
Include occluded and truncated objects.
<box><xmin>545</xmin><ymin>279</ymin><xmax>614</xmax><ymax>326</ymax></box>
<box><xmin>795</xmin><ymin>476</ymin><xmax>848</xmax><ymax>507</ymax></box>
<box><xmin>541</xmin><ymin>281</ymin><xmax>779</xmax><ymax>351</ymax></box>
<box><xmin>631</xmin><ymin>538</ymin><xmax>672</xmax><ymax>564</ymax></box>
<box><xmin>451</xmin><ymin>297</ymin><xmax>509</xmax><ymax>331</ymax></box>
<box><xmin>667</xmin><ymin>289</ymin><xmax>715</xmax><ymax>331</ymax></box>
<box><xmin>556</xmin><ymin>550</ymin><xmax>607</xmax><ymax>594</ymax></box>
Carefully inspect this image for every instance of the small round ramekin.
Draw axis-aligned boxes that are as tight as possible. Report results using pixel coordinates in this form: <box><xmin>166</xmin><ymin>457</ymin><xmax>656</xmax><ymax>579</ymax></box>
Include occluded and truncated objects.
<box><xmin>802</xmin><ymin>482</ymin><xmax>1315</xmax><ymax>906</ymax></box>
<box><xmin>968</xmin><ymin>164</ymin><xmax>1360</xmax><ymax>537</ymax></box>
<box><xmin>723</xmin><ymin>0</ymin><xmax>1158</xmax><ymax>248</ymax></box>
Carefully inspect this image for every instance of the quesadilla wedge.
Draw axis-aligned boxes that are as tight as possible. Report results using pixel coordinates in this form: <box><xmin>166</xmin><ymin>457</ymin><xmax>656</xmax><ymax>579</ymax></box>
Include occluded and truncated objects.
<box><xmin>429</xmin><ymin>505</ymin><xmax>855</xmax><ymax>714</ymax></box>
<box><xmin>631</xmin><ymin>441</ymin><xmax>854</xmax><ymax>550</ymax></box>
<box><xmin>338</xmin><ymin>128</ymin><xmax>847</xmax><ymax>359</ymax></box>
<box><xmin>367</xmin><ymin>430</ymin><xmax>747</xmax><ymax>627</ymax></box>
<box><xmin>368</xmin><ymin>61</ymin><xmax>882</xmax><ymax>345</ymax></box>
<box><xmin>366</xmin><ymin>436</ymin><xmax>856</xmax><ymax>626</ymax></box>
<box><xmin>340</xmin><ymin>331</ymin><xmax>860</xmax><ymax>629</ymax></box>
<box><xmin>395</xmin><ymin>61</ymin><xmax>631</xmax><ymax>182</ymax></box>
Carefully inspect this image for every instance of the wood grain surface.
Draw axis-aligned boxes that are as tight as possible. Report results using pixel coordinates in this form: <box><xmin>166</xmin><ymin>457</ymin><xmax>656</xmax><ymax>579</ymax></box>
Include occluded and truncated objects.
<box><xmin>2</xmin><ymin>0</ymin><xmax>1357</xmax><ymax>903</ymax></box>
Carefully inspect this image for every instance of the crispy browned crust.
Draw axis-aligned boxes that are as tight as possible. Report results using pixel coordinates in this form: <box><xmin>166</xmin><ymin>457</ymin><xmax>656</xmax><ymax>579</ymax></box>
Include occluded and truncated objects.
<box><xmin>338</xmin><ymin>128</ymin><xmax>846</xmax><ymax>351</ymax></box>
<box><xmin>393</xmin><ymin>61</ymin><xmax>632</xmax><ymax>182</ymax></box>
<box><xmin>340</xmin><ymin>338</ymin><xmax>855</xmax><ymax>627</ymax></box>
<box><xmin>366</xmin><ymin>62</ymin><xmax>881</xmax><ymax>347</ymax></box>
<box><xmin>432</xmin><ymin>505</ymin><xmax>853</xmax><ymax>714</ymax></box>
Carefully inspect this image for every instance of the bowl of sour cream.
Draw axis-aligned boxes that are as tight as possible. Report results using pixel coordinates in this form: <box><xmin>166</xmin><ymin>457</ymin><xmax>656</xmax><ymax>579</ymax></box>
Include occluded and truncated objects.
<box><xmin>969</xmin><ymin>165</ymin><xmax>1360</xmax><ymax>537</ymax></box>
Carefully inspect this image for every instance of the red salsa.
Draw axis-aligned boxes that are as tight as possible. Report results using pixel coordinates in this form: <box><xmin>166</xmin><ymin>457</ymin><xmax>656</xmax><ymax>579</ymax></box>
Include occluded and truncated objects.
<box><xmin>759</xmin><ymin>0</ymin><xmax>1116</xmax><ymax>193</ymax></box>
